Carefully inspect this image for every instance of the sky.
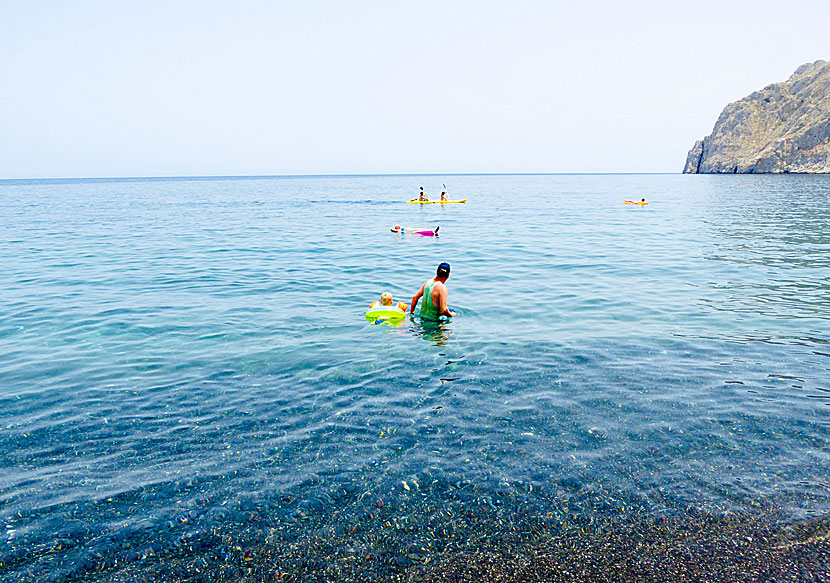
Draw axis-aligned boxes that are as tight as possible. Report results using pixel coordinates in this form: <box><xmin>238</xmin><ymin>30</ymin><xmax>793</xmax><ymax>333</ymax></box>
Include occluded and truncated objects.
<box><xmin>1</xmin><ymin>1</ymin><xmax>829</xmax><ymax>178</ymax></box>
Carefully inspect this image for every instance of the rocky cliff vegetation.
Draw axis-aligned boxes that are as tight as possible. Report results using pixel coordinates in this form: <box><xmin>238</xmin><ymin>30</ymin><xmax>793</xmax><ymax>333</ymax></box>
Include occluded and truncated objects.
<box><xmin>684</xmin><ymin>60</ymin><xmax>830</xmax><ymax>173</ymax></box>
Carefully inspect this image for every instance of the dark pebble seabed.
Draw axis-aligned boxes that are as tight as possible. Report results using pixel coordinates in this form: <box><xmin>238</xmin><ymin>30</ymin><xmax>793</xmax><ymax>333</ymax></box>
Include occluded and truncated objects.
<box><xmin>28</xmin><ymin>494</ymin><xmax>830</xmax><ymax>582</ymax></box>
<box><xmin>89</xmin><ymin>505</ymin><xmax>830</xmax><ymax>583</ymax></box>
<box><xmin>6</xmin><ymin>427</ymin><xmax>829</xmax><ymax>582</ymax></box>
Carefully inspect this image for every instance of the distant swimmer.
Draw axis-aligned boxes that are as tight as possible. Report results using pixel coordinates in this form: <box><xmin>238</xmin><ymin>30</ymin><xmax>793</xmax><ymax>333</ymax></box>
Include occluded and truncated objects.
<box><xmin>369</xmin><ymin>292</ymin><xmax>407</xmax><ymax>313</ymax></box>
<box><xmin>410</xmin><ymin>262</ymin><xmax>455</xmax><ymax>319</ymax></box>
<box><xmin>391</xmin><ymin>225</ymin><xmax>439</xmax><ymax>237</ymax></box>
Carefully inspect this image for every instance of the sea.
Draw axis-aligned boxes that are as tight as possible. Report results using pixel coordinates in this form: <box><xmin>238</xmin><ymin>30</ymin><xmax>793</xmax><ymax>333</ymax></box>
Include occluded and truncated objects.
<box><xmin>0</xmin><ymin>174</ymin><xmax>828</xmax><ymax>582</ymax></box>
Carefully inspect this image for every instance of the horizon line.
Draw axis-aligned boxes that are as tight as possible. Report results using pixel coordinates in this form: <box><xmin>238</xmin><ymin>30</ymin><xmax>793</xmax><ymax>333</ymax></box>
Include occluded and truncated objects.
<box><xmin>0</xmin><ymin>171</ymin><xmax>682</xmax><ymax>183</ymax></box>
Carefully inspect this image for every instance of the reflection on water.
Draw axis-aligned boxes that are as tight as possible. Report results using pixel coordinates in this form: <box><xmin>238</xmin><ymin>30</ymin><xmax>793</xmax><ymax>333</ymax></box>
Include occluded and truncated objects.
<box><xmin>411</xmin><ymin>316</ymin><xmax>453</xmax><ymax>346</ymax></box>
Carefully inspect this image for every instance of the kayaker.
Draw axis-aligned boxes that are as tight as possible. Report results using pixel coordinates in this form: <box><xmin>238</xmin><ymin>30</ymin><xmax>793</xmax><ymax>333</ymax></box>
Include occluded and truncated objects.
<box><xmin>410</xmin><ymin>262</ymin><xmax>455</xmax><ymax>318</ymax></box>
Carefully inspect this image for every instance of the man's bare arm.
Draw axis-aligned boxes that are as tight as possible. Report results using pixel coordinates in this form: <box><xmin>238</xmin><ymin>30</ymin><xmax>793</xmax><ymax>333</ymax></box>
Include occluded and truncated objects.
<box><xmin>435</xmin><ymin>283</ymin><xmax>455</xmax><ymax>317</ymax></box>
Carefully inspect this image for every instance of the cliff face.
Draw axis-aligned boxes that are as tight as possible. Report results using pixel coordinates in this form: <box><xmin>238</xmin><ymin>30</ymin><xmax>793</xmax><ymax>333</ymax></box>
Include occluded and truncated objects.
<box><xmin>683</xmin><ymin>60</ymin><xmax>830</xmax><ymax>174</ymax></box>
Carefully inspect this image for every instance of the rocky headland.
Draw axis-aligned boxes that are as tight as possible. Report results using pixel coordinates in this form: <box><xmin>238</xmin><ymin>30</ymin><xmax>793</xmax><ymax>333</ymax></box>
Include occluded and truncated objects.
<box><xmin>684</xmin><ymin>59</ymin><xmax>830</xmax><ymax>173</ymax></box>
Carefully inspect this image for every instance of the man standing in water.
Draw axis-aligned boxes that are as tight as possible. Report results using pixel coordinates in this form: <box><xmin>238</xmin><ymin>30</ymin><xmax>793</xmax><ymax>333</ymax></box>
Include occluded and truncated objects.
<box><xmin>410</xmin><ymin>262</ymin><xmax>456</xmax><ymax>318</ymax></box>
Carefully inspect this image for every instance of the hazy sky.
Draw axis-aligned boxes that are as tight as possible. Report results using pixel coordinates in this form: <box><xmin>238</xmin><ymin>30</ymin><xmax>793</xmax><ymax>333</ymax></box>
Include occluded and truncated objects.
<box><xmin>2</xmin><ymin>1</ymin><xmax>829</xmax><ymax>178</ymax></box>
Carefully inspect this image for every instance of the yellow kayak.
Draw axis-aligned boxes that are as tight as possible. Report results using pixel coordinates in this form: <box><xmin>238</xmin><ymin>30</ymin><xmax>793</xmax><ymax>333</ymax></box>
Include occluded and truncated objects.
<box><xmin>407</xmin><ymin>199</ymin><xmax>467</xmax><ymax>204</ymax></box>
<box><xmin>623</xmin><ymin>201</ymin><xmax>648</xmax><ymax>205</ymax></box>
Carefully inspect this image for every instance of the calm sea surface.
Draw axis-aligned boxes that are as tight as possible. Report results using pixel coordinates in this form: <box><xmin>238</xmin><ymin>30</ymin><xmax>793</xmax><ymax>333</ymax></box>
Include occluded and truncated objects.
<box><xmin>0</xmin><ymin>174</ymin><xmax>828</xmax><ymax>581</ymax></box>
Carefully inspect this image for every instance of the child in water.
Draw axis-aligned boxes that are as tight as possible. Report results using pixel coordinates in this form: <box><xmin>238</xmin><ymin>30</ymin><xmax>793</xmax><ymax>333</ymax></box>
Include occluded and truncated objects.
<box><xmin>370</xmin><ymin>292</ymin><xmax>407</xmax><ymax>313</ymax></box>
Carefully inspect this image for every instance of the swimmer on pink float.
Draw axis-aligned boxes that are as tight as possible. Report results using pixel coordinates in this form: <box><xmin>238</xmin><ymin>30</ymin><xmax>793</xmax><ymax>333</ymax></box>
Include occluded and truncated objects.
<box><xmin>390</xmin><ymin>225</ymin><xmax>439</xmax><ymax>237</ymax></box>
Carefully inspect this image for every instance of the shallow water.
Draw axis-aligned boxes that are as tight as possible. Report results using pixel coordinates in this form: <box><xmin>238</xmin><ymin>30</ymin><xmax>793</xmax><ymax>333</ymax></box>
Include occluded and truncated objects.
<box><xmin>0</xmin><ymin>174</ymin><xmax>828</xmax><ymax>581</ymax></box>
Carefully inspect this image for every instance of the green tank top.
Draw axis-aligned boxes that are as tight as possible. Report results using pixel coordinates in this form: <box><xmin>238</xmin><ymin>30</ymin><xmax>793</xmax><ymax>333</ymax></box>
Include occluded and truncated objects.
<box><xmin>420</xmin><ymin>280</ymin><xmax>440</xmax><ymax>320</ymax></box>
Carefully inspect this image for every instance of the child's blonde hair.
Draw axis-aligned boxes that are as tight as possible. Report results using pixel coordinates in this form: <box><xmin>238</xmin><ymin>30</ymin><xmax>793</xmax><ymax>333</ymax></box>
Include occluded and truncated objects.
<box><xmin>380</xmin><ymin>292</ymin><xmax>394</xmax><ymax>306</ymax></box>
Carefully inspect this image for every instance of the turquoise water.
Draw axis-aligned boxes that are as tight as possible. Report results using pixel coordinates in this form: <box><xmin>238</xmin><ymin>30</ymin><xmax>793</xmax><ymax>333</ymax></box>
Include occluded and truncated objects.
<box><xmin>0</xmin><ymin>174</ymin><xmax>828</xmax><ymax>580</ymax></box>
